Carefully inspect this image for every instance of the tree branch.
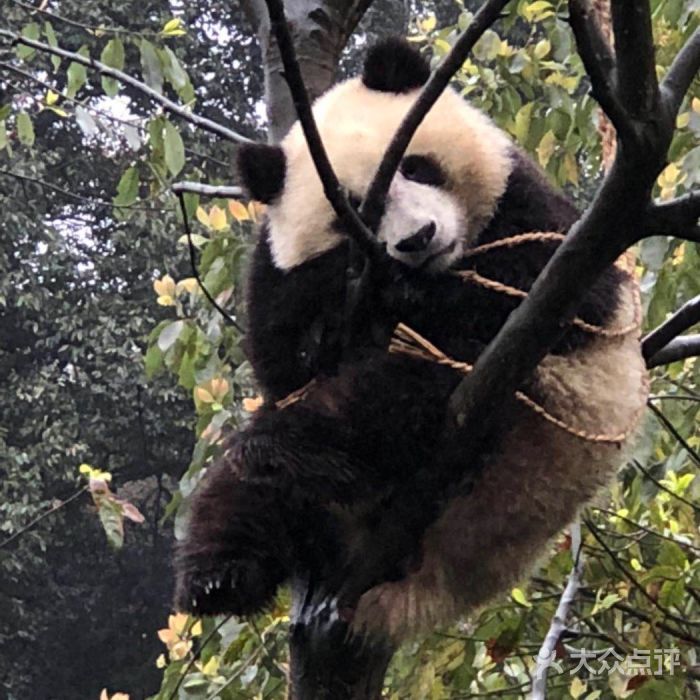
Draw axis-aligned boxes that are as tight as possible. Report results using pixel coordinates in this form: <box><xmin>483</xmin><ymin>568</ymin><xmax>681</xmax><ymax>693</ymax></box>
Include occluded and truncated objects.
<box><xmin>531</xmin><ymin>522</ymin><xmax>583</xmax><ymax>699</ymax></box>
<box><xmin>646</xmin><ymin>334</ymin><xmax>700</xmax><ymax>368</ymax></box>
<box><xmin>610</xmin><ymin>0</ymin><xmax>658</xmax><ymax>120</ymax></box>
<box><xmin>261</xmin><ymin>0</ymin><xmax>379</xmax><ymax>258</ymax></box>
<box><xmin>171</xmin><ymin>182</ymin><xmax>243</xmax><ymax>198</ymax></box>
<box><xmin>661</xmin><ymin>28</ymin><xmax>700</xmax><ymax>116</ymax></box>
<box><xmin>568</xmin><ymin>0</ymin><xmax>634</xmax><ymax>141</ymax></box>
<box><xmin>360</xmin><ymin>0</ymin><xmax>514</xmax><ymax>231</ymax></box>
<box><xmin>642</xmin><ymin>294</ymin><xmax>700</xmax><ymax>360</ymax></box>
<box><xmin>175</xmin><ymin>192</ymin><xmax>245</xmax><ymax>333</ymax></box>
<box><xmin>644</xmin><ymin>191</ymin><xmax>700</xmax><ymax>240</ymax></box>
<box><xmin>0</xmin><ymin>29</ymin><xmax>254</xmax><ymax>144</ymax></box>
<box><xmin>0</xmin><ymin>168</ymin><xmax>169</xmax><ymax>212</ymax></box>
<box><xmin>0</xmin><ymin>486</ymin><xmax>88</xmax><ymax>549</ymax></box>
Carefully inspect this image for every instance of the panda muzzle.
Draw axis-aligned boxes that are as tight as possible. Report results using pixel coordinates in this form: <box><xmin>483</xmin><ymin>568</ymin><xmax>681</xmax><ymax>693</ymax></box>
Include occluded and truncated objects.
<box><xmin>395</xmin><ymin>222</ymin><xmax>436</xmax><ymax>253</ymax></box>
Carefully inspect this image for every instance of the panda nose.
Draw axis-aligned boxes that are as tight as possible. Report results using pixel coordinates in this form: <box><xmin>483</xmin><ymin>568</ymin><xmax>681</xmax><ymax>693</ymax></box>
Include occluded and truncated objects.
<box><xmin>395</xmin><ymin>222</ymin><xmax>436</xmax><ymax>253</ymax></box>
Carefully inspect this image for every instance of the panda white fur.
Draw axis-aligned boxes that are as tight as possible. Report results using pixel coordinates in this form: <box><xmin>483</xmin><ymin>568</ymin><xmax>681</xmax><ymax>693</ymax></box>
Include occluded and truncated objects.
<box><xmin>174</xmin><ymin>38</ymin><xmax>648</xmax><ymax>641</ymax></box>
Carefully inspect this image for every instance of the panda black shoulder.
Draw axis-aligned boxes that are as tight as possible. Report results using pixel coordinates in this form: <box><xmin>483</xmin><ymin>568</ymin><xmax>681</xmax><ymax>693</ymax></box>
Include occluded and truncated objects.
<box><xmin>362</xmin><ymin>38</ymin><xmax>431</xmax><ymax>93</ymax></box>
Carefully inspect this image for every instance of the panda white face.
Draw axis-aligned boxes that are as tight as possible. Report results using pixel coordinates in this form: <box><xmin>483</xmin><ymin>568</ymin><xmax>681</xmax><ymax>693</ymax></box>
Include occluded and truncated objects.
<box><xmin>378</xmin><ymin>154</ymin><xmax>465</xmax><ymax>272</ymax></box>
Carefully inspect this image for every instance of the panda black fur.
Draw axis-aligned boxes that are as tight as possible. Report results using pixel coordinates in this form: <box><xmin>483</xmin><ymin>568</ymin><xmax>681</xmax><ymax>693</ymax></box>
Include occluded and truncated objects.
<box><xmin>174</xmin><ymin>39</ymin><xmax>648</xmax><ymax>639</ymax></box>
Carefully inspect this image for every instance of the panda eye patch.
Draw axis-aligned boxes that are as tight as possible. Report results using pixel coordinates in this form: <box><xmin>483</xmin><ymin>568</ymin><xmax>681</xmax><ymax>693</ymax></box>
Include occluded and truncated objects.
<box><xmin>399</xmin><ymin>155</ymin><xmax>446</xmax><ymax>186</ymax></box>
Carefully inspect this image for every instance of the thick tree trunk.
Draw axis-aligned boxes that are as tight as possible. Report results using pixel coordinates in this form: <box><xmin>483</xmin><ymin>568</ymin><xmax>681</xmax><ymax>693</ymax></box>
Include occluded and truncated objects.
<box><xmin>240</xmin><ymin>0</ymin><xmax>373</xmax><ymax>140</ymax></box>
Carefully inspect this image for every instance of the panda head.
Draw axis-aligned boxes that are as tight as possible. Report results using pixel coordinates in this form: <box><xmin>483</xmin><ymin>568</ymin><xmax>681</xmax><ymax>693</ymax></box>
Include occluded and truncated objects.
<box><xmin>238</xmin><ymin>39</ymin><xmax>513</xmax><ymax>273</ymax></box>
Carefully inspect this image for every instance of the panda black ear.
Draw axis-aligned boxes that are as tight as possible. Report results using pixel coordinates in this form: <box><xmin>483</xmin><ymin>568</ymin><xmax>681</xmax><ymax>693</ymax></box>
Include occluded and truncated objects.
<box><xmin>362</xmin><ymin>38</ymin><xmax>431</xmax><ymax>94</ymax></box>
<box><xmin>237</xmin><ymin>144</ymin><xmax>286</xmax><ymax>204</ymax></box>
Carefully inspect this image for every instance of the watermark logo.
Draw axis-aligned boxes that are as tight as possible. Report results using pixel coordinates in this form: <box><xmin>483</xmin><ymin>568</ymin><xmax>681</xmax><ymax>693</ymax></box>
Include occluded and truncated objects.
<box><xmin>535</xmin><ymin>647</ymin><xmax>681</xmax><ymax>679</ymax></box>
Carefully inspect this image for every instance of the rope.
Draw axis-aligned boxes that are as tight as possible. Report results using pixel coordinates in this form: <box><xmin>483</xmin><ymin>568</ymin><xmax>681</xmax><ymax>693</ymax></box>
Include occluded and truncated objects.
<box><xmin>456</xmin><ymin>232</ymin><xmax>640</xmax><ymax>338</ymax></box>
<box><xmin>389</xmin><ymin>323</ymin><xmax>646</xmax><ymax>445</ymax></box>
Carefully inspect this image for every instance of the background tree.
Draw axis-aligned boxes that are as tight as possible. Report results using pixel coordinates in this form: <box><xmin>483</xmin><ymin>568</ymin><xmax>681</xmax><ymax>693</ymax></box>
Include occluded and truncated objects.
<box><xmin>1</xmin><ymin>0</ymin><xmax>699</xmax><ymax>698</ymax></box>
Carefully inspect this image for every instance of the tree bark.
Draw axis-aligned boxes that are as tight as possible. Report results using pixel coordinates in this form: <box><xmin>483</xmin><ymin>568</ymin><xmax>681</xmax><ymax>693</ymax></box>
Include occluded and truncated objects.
<box><xmin>240</xmin><ymin>0</ymin><xmax>373</xmax><ymax>141</ymax></box>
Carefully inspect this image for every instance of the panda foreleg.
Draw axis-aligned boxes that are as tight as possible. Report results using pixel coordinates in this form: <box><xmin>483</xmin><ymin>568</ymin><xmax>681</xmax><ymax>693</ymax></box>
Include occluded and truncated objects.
<box><xmin>173</xmin><ymin>462</ymin><xmax>294</xmax><ymax>617</ymax></box>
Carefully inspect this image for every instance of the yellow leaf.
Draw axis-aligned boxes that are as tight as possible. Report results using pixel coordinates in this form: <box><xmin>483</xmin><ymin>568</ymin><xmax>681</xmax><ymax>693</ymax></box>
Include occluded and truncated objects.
<box><xmin>563</xmin><ymin>152</ymin><xmax>579</xmax><ymax>186</ymax></box>
<box><xmin>196</xmin><ymin>206</ymin><xmax>209</xmax><ymax>227</ymax></box>
<box><xmin>672</xmin><ymin>242</ymin><xmax>685</xmax><ymax>266</ymax></box>
<box><xmin>210</xmin><ymin>378</ymin><xmax>230</xmax><ymax>400</ymax></box>
<box><xmin>433</xmin><ymin>38</ymin><xmax>451</xmax><ymax>56</ymax></box>
<box><xmin>158</xmin><ymin>628</ymin><xmax>175</xmax><ymax>645</ymax></box>
<box><xmin>201</xmin><ymin>656</ymin><xmax>220</xmax><ymax>676</ymax></box>
<box><xmin>536</xmin><ymin>130</ymin><xmax>557</xmax><ymax>168</ymax></box>
<box><xmin>195</xmin><ymin>387</ymin><xmax>214</xmax><ymax>403</ymax></box>
<box><xmin>511</xmin><ymin>587</ymin><xmax>532</xmax><ymax>607</ymax></box>
<box><xmin>176</xmin><ymin>278</ymin><xmax>198</xmax><ymax>295</ymax></box>
<box><xmin>153</xmin><ymin>274</ymin><xmax>176</xmax><ymax>297</ymax></box>
<box><xmin>156</xmin><ymin>654</ymin><xmax>167</xmax><ymax>669</ymax></box>
<box><xmin>156</xmin><ymin>295</ymin><xmax>175</xmax><ymax>306</ymax></box>
<box><xmin>190</xmin><ymin>619</ymin><xmax>203</xmax><ymax>636</ymax></box>
<box><xmin>420</xmin><ymin>15</ymin><xmax>436</xmax><ymax>32</ymax></box>
<box><xmin>677</xmin><ymin>112</ymin><xmax>690</xmax><ymax>129</ymax></box>
<box><xmin>169</xmin><ymin>640</ymin><xmax>191</xmax><ymax>661</ymax></box>
<box><xmin>533</xmin><ymin>39</ymin><xmax>550</xmax><ymax>59</ymax></box>
<box><xmin>248</xmin><ymin>201</ymin><xmax>265</xmax><ymax>221</ymax></box>
<box><xmin>209</xmin><ymin>205</ymin><xmax>227</xmax><ymax>230</ymax></box>
<box><xmin>161</xmin><ymin>18</ymin><xmax>186</xmax><ymax>36</ymax></box>
<box><xmin>243</xmin><ymin>396</ymin><xmax>264</xmax><ymax>413</ymax></box>
<box><xmin>692</xmin><ymin>97</ymin><xmax>700</xmax><ymax>113</ymax></box>
<box><xmin>169</xmin><ymin>612</ymin><xmax>189</xmax><ymax>635</ymax></box>
<box><xmin>79</xmin><ymin>463</ymin><xmax>93</xmax><ymax>474</ymax></box>
<box><xmin>570</xmin><ymin>677</ymin><xmax>586</xmax><ymax>699</ymax></box>
<box><xmin>46</xmin><ymin>89</ymin><xmax>59</xmax><ymax>105</ymax></box>
<box><xmin>228</xmin><ymin>199</ymin><xmax>250</xmax><ymax>221</ymax></box>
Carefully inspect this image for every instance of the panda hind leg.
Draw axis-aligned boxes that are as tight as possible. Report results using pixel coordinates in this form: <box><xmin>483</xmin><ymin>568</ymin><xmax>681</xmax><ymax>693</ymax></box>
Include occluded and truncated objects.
<box><xmin>173</xmin><ymin>461</ymin><xmax>294</xmax><ymax>617</ymax></box>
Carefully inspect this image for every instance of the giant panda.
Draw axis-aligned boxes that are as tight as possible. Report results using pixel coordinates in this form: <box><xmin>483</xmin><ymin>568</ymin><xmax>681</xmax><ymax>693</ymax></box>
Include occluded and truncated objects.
<box><xmin>174</xmin><ymin>38</ymin><xmax>648</xmax><ymax>641</ymax></box>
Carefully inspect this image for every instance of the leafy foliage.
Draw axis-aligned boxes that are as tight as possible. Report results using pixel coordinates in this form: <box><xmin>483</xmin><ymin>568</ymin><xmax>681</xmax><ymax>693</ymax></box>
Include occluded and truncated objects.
<box><xmin>1</xmin><ymin>0</ymin><xmax>699</xmax><ymax>698</ymax></box>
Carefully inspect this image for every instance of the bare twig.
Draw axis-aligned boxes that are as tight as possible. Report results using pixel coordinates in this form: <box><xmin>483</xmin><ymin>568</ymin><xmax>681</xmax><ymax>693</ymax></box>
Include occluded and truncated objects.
<box><xmin>647</xmin><ymin>401</ymin><xmax>700</xmax><ymax>470</ymax></box>
<box><xmin>0</xmin><ymin>29</ymin><xmax>253</xmax><ymax>144</ymax></box>
<box><xmin>175</xmin><ymin>192</ymin><xmax>245</xmax><ymax>333</ymax></box>
<box><xmin>0</xmin><ymin>486</ymin><xmax>88</xmax><ymax>549</ymax></box>
<box><xmin>593</xmin><ymin>506</ymin><xmax>700</xmax><ymax>554</ymax></box>
<box><xmin>360</xmin><ymin>0</ymin><xmax>513</xmax><ymax>231</ymax></box>
<box><xmin>10</xmin><ymin>0</ymin><xmax>157</xmax><ymax>38</ymax></box>
<box><xmin>661</xmin><ymin>28</ymin><xmax>700</xmax><ymax>116</ymax></box>
<box><xmin>647</xmin><ymin>334</ymin><xmax>700</xmax><ymax>368</ymax></box>
<box><xmin>261</xmin><ymin>0</ymin><xmax>379</xmax><ymax>257</ymax></box>
<box><xmin>172</xmin><ymin>182</ymin><xmax>243</xmax><ymax>199</ymax></box>
<box><xmin>166</xmin><ymin>614</ymin><xmax>234</xmax><ymax>700</ymax></box>
<box><xmin>633</xmin><ymin>459</ymin><xmax>700</xmax><ymax>514</ymax></box>
<box><xmin>584</xmin><ymin>518</ymin><xmax>700</xmax><ymax>628</ymax></box>
<box><xmin>0</xmin><ymin>169</ymin><xmax>169</xmax><ymax>212</ymax></box>
<box><xmin>642</xmin><ymin>294</ymin><xmax>700</xmax><ymax>360</ymax></box>
<box><xmin>531</xmin><ymin>522</ymin><xmax>583</xmax><ymax>699</ymax></box>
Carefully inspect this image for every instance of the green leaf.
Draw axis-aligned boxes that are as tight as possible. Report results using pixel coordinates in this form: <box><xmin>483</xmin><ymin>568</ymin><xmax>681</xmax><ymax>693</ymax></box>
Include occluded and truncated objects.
<box><xmin>113</xmin><ymin>166</ymin><xmax>139</xmax><ymax>207</ymax></box>
<box><xmin>144</xmin><ymin>344</ymin><xmax>164</xmax><ymax>379</ymax></box>
<box><xmin>100</xmin><ymin>38</ymin><xmax>124</xmax><ymax>97</ymax></box>
<box><xmin>158</xmin><ymin>320</ymin><xmax>185</xmax><ymax>352</ymax></box>
<box><xmin>16</xmin><ymin>23</ymin><xmax>40</xmax><ymax>60</ymax></box>
<box><xmin>0</xmin><ymin>104</ymin><xmax>10</xmax><ymax>120</ymax></box>
<box><xmin>0</xmin><ymin>122</ymin><xmax>7</xmax><ymax>151</ymax></box>
<box><xmin>75</xmin><ymin>106</ymin><xmax>98</xmax><ymax>136</ymax></box>
<box><xmin>163</xmin><ymin>120</ymin><xmax>185</xmax><ymax>176</ymax></box>
<box><xmin>43</xmin><ymin>21</ymin><xmax>61</xmax><ymax>70</ymax></box>
<box><xmin>160</xmin><ymin>47</ymin><xmax>188</xmax><ymax>90</ymax></box>
<box><xmin>140</xmin><ymin>39</ymin><xmax>163</xmax><ymax>94</ymax></box>
<box><xmin>17</xmin><ymin>112</ymin><xmax>35</xmax><ymax>147</ymax></box>
<box><xmin>66</xmin><ymin>46</ymin><xmax>89</xmax><ymax>98</ymax></box>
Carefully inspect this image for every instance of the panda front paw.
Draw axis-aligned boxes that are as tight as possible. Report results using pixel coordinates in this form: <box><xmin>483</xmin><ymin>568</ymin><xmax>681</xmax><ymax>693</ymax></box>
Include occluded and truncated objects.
<box><xmin>174</xmin><ymin>555</ymin><xmax>284</xmax><ymax>617</ymax></box>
